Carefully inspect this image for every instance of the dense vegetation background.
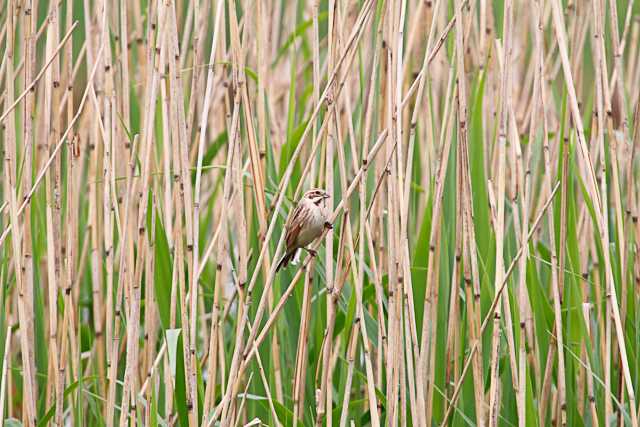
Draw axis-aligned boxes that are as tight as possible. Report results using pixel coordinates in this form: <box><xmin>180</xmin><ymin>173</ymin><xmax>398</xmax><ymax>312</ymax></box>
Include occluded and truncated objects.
<box><xmin>1</xmin><ymin>0</ymin><xmax>640</xmax><ymax>425</ymax></box>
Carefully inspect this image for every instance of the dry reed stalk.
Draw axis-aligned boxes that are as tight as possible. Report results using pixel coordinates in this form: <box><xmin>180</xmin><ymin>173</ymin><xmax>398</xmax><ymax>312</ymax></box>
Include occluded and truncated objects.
<box><xmin>43</xmin><ymin>2</ymin><xmax>64</xmax><ymax>422</ymax></box>
<box><xmin>626</xmin><ymin>63</ymin><xmax>640</xmax><ymax>277</ymax></box>
<box><xmin>357</xmin><ymin>56</ymin><xmax>385</xmax><ymax>427</ymax></box>
<box><xmin>393</xmin><ymin>0</ymin><xmax>411</xmax><ymax>421</ymax></box>
<box><xmin>501</xmin><ymin>48</ymin><xmax>525</xmax><ymax>411</ymax></box>
<box><xmin>528</xmin><ymin>0</ymin><xmax>548</xmax><ymax>389</ymax></box>
<box><xmin>4</xmin><ymin>2</ymin><xmax>29</xmax><ymax>424</ymax></box>
<box><xmin>167</xmin><ymin>4</ymin><xmax>198</xmax><ymax>422</ymax></box>
<box><xmin>0</xmin><ymin>326</ymin><xmax>10</xmax><ymax>423</ymax></box>
<box><xmin>419</xmin><ymin>50</ymin><xmax>456</xmax><ymax>424</ymax></box>
<box><xmin>582</xmin><ymin>304</ymin><xmax>600</xmax><ymax>427</ymax></box>
<box><xmin>445</xmin><ymin>148</ymin><xmax>463</xmax><ymax>416</ymax></box>
<box><xmin>119</xmin><ymin>134</ymin><xmax>146</xmax><ymax>426</ymax></box>
<box><xmin>554</xmin><ymin>106</ymin><xmax>570</xmax><ymax>427</ymax></box>
<box><xmin>18</xmin><ymin>8</ymin><xmax>35</xmax><ymax>388</ymax></box>
<box><xmin>381</xmin><ymin>1</ymin><xmax>398</xmax><ymax>421</ymax></box>
<box><xmin>65</xmin><ymin>13</ymin><xmax>84</xmax><ymax>424</ymax></box>
<box><xmin>487</xmin><ymin>1</ymin><xmax>513</xmax><ymax>424</ymax></box>
<box><xmin>184</xmin><ymin>0</ymin><xmax>208</xmax><ymax>155</ymax></box>
<box><xmin>450</xmin><ymin>0</ymin><xmax>487</xmax><ymax>424</ymax></box>
<box><xmin>395</xmin><ymin>2</ymin><xmax>418</xmax><ymax>426</ymax></box>
<box><xmin>292</xmin><ymin>260</ymin><xmax>314</xmax><ymax>424</ymax></box>
<box><xmin>142</xmin><ymin>202</ymin><xmax>158</xmax><ymax>424</ymax></box>
<box><xmin>459</xmin><ymin>115</ymin><xmax>486</xmax><ymax>427</ymax></box>
<box><xmin>359</xmin><ymin>3</ymin><xmax>387</xmax><ymax>419</ymax></box>
<box><xmin>338</xmin><ymin>320</ymin><xmax>359</xmax><ymax>427</ymax></box>
<box><xmin>590</xmin><ymin>2</ymin><xmax>614</xmax><ymax>424</ymax></box>
<box><xmin>216</xmin><ymin>89</ymin><xmax>243</xmax><ymax>426</ymax></box>
<box><xmin>198</xmin><ymin>0</ymin><xmax>224</xmax><ymax>416</ymax></box>
<box><xmin>536</xmin><ymin>133</ymin><xmax>560</xmax><ymax>423</ymax></box>
<box><xmin>86</xmin><ymin>78</ymin><xmax>106</xmax><ymax>411</ymax></box>
<box><xmin>232</xmin><ymin>106</ymin><xmax>250</xmax><ymax>425</ymax></box>
<box><xmin>316</xmin><ymin>0</ymin><xmax>339</xmax><ymax>422</ymax></box>
<box><xmin>633</xmin><ymin>100</ymin><xmax>640</xmax><ymax>258</ymax></box>
<box><xmin>514</xmin><ymin>7</ymin><xmax>539</xmax><ymax>423</ymax></box>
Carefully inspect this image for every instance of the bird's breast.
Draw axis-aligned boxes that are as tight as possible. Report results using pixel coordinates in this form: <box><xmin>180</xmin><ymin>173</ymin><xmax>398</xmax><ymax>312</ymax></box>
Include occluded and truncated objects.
<box><xmin>296</xmin><ymin>208</ymin><xmax>326</xmax><ymax>247</ymax></box>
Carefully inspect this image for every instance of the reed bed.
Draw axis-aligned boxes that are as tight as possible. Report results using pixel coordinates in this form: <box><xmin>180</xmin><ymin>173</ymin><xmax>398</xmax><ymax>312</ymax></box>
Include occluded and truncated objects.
<box><xmin>0</xmin><ymin>0</ymin><xmax>639</xmax><ymax>425</ymax></box>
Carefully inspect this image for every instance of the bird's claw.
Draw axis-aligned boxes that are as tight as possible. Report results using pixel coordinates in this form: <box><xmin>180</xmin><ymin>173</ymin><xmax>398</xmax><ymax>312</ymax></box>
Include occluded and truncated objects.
<box><xmin>306</xmin><ymin>248</ymin><xmax>318</xmax><ymax>257</ymax></box>
<box><xmin>324</xmin><ymin>221</ymin><xmax>333</xmax><ymax>230</ymax></box>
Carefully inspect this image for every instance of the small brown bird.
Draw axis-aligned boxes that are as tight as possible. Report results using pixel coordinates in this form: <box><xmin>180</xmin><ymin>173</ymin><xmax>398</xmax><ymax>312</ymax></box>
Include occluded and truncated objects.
<box><xmin>276</xmin><ymin>188</ymin><xmax>332</xmax><ymax>272</ymax></box>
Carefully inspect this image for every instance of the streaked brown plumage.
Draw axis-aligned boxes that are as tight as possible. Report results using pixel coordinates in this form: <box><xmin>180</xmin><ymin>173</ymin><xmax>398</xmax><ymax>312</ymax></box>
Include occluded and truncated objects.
<box><xmin>276</xmin><ymin>189</ymin><xmax>331</xmax><ymax>272</ymax></box>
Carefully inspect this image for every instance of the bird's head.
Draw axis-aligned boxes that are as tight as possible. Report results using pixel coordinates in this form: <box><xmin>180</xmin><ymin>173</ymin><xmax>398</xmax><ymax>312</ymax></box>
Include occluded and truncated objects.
<box><xmin>304</xmin><ymin>188</ymin><xmax>330</xmax><ymax>206</ymax></box>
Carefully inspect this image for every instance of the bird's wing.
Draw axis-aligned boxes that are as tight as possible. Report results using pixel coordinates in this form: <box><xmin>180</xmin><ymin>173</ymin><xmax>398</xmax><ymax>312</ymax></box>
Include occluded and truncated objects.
<box><xmin>284</xmin><ymin>200</ymin><xmax>310</xmax><ymax>249</ymax></box>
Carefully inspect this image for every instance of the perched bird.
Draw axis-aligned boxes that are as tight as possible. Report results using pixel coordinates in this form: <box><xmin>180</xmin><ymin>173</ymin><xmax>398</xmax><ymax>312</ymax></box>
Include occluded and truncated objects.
<box><xmin>276</xmin><ymin>188</ymin><xmax>332</xmax><ymax>272</ymax></box>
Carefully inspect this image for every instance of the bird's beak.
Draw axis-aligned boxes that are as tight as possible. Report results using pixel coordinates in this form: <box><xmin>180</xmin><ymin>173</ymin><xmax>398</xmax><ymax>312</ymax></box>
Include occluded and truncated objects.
<box><xmin>323</xmin><ymin>193</ymin><xmax>330</xmax><ymax>199</ymax></box>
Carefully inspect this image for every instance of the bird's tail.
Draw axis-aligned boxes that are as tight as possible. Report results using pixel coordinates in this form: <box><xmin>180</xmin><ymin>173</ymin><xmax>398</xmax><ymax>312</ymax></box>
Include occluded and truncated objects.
<box><xmin>276</xmin><ymin>249</ymin><xmax>297</xmax><ymax>272</ymax></box>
